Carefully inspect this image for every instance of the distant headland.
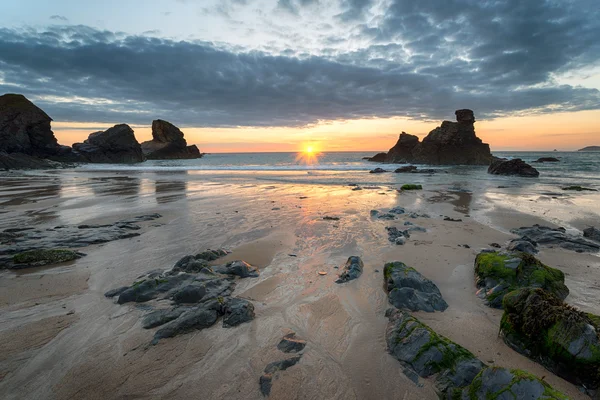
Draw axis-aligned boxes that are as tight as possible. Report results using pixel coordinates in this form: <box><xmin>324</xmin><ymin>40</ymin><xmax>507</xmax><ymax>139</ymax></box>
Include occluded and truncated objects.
<box><xmin>578</xmin><ymin>146</ymin><xmax>600</xmax><ymax>152</ymax></box>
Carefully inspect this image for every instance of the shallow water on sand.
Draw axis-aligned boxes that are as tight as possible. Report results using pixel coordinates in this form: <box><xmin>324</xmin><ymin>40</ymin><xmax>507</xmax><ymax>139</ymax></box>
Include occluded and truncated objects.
<box><xmin>0</xmin><ymin>167</ymin><xmax>598</xmax><ymax>399</ymax></box>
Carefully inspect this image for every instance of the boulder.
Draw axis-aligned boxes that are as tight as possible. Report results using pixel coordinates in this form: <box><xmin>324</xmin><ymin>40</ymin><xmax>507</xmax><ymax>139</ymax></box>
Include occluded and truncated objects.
<box><xmin>394</xmin><ymin>165</ymin><xmax>417</xmax><ymax>173</ymax></box>
<box><xmin>474</xmin><ymin>251</ymin><xmax>568</xmax><ymax>308</ymax></box>
<box><xmin>368</xmin><ymin>110</ymin><xmax>492</xmax><ymax>165</ymax></box>
<box><xmin>511</xmin><ymin>224</ymin><xmax>600</xmax><ymax>253</ymax></box>
<box><xmin>141</xmin><ymin>119</ymin><xmax>202</xmax><ymax>160</ymax></box>
<box><xmin>447</xmin><ymin>367</ymin><xmax>568</xmax><ymax>400</ymax></box>
<box><xmin>501</xmin><ymin>288</ymin><xmax>600</xmax><ymax>395</ymax></box>
<box><xmin>0</xmin><ymin>94</ymin><xmax>61</xmax><ymax>157</ymax></box>
<box><xmin>488</xmin><ymin>158</ymin><xmax>539</xmax><ymax>177</ymax></box>
<box><xmin>584</xmin><ymin>227</ymin><xmax>600</xmax><ymax>242</ymax></box>
<box><xmin>384</xmin><ymin>262</ymin><xmax>448</xmax><ymax>312</ymax></box>
<box><xmin>222</xmin><ymin>298</ymin><xmax>255</xmax><ymax>327</ymax></box>
<box><xmin>336</xmin><ymin>256</ymin><xmax>364</xmax><ymax>283</ymax></box>
<box><xmin>369</xmin><ymin>167</ymin><xmax>387</xmax><ymax>173</ymax></box>
<box><xmin>12</xmin><ymin>249</ymin><xmax>84</xmax><ymax>268</ymax></box>
<box><xmin>366</xmin><ymin>152</ymin><xmax>387</xmax><ymax>162</ymax></box>
<box><xmin>72</xmin><ymin>124</ymin><xmax>144</xmax><ymax>163</ymax></box>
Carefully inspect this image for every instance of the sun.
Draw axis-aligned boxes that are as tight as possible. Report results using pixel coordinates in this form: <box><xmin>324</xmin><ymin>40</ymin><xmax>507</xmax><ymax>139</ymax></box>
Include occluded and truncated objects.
<box><xmin>306</xmin><ymin>146</ymin><xmax>314</xmax><ymax>154</ymax></box>
<box><xmin>295</xmin><ymin>143</ymin><xmax>321</xmax><ymax>165</ymax></box>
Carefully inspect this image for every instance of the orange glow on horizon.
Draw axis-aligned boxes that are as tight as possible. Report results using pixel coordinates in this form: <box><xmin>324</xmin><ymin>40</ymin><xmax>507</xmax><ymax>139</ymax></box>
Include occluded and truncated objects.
<box><xmin>295</xmin><ymin>143</ymin><xmax>321</xmax><ymax>165</ymax></box>
<box><xmin>51</xmin><ymin>109</ymin><xmax>600</xmax><ymax>153</ymax></box>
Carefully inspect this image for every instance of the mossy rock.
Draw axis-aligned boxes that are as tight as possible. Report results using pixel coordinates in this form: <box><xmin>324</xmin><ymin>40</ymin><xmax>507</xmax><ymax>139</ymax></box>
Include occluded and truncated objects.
<box><xmin>474</xmin><ymin>251</ymin><xmax>568</xmax><ymax>308</ymax></box>
<box><xmin>400</xmin><ymin>184</ymin><xmax>422</xmax><ymax>190</ymax></box>
<box><xmin>448</xmin><ymin>367</ymin><xmax>568</xmax><ymax>400</ymax></box>
<box><xmin>12</xmin><ymin>249</ymin><xmax>83</xmax><ymax>268</ymax></box>
<box><xmin>500</xmin><ymin>287</ymin><xmax>600</xmax><ymax>393</ymax></box>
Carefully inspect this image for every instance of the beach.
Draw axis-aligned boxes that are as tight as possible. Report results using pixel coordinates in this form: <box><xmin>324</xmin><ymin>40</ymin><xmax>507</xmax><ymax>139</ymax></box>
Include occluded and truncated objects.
<box><xmin>1</xmin><ymin>160</ymin><xmax>600</xmax><ymax>399</ymax></box>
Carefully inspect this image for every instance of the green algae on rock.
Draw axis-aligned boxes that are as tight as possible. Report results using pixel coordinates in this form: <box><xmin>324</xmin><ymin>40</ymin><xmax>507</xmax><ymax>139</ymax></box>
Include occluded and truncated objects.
<box><xmin>446</xmin><ymin>367</ymin><xmax>568</xmax><ymax>400</ymax></box>
<box><xmin>12</xmin><ymin>249</ymin><xmax>84</xmax><ymax>268</ymax></box>
<box><xmin>474</xmin><ymin>251</ymin><xmax>568</xmax><ymax>308</ymax></box>
<box><xmin>400</xmin><ymin>184</ymin><xmax>423</xmax><ymax>190</ymax></box>
<box><xmin>500</xmin><ymin>288</ymin><xmax>600</xmax><ymax>396</ymax></box>
<box><xmin>384</xmin><ymin>262</ymin><xmax>448</xmax><ymax>312</ymax></box>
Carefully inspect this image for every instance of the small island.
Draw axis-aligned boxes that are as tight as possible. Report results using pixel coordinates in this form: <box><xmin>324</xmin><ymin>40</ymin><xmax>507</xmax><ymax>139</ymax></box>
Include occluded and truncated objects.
<box><xmin>578</xmin><ymin>146</ymin><xmax>600</xmax><ymax>152</ymax></box>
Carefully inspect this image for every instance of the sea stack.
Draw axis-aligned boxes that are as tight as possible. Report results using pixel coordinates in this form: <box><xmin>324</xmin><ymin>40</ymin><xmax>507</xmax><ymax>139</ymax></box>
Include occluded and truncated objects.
<box><xmin>369</xmin><ymin>109</ymin><xmax>493</xmax><ymax>165</ymax></box>
<box><xmin>72</xmin><ymin>124</ymin><xmax>145</xmax><ymax>163</ymax></box>
<box><xmin>141</xmin><ymin>120</ymin><xmax>202</xmax><ymax>160</ymax></box>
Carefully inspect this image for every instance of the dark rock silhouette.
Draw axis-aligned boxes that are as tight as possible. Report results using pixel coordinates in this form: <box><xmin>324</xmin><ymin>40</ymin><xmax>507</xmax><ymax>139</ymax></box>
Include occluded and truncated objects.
<box><xmin>72</xmin><ymin>124</ymin><xmax>144</xmax><ymax>163</ymax></box>
<box><xmin>488</xmin><ymin>158</ymin><xmax>539</xmax><ymax>177</ymax></box>
<box><xmin>0</xmin><ymin>94</ymin><xmax>61</xmax><ymax>157</ymax></box>
<box><xmin>141</xmin><ymin>120</ymin><xmax>202</xmax><ymax>159</ymax></box>
<box><xmin>368</xmin><ymin>110</ymin><xmax>492</xmax><ymax>165</ymax></box>
<box><xmin>578</xmin><ymin>146</ymin><xmax>600</xmax><ymax>152</ymax></box>
<box><xmin>534</xmin><ymin>157</ymin><xmax>560</xmax><ymax>162</ymax></box>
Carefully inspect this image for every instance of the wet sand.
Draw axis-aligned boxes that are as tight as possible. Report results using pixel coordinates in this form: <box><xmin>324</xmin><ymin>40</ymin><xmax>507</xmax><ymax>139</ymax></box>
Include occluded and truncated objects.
<box><xmin>0</xmin><ymin>170</ymin><xmax>599</xmax><ymax>399</ymax></box>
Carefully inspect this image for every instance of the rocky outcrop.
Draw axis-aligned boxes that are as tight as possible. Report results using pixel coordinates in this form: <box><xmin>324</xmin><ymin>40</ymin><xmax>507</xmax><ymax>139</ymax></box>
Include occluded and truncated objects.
<box><xmin>511</xmin><ymin>225</ymin><xmax>600</xmax><ymax>253</ymax></box>
<box><xmin>501</xmin><ymin>288</ymin><xmax>600</xmax><ymax>396</ymax></box>
<box><xmin>384</xmin><ymin>262</ymin><xmax>448</xmax><ymax>312</ymax></box>
<box><xmin>365</xmin><ymin>152</ymin><xmax>387</xmax><ymax>162</ymax></box>
<box><xmin>488</xmin><ymin>157</ymin><xmax>539</xmax><ymax>177</ymax></box>
<box><xmin>535</xmin><ymin>157</ymin><xmax>560</xmax><ymax>162</ymax></box>
<box><xmin>336</xmin><ymin>256</ymin><xmax>363</xmax><ymax>283</ymax></box>
<box><xmin>474</xmin><ymin>251</ymin><xmax>568</xmax><ymax>308</ymax></box>
<box><xmin>0</xmin><ymin>151</ymin><xmax>63</xmax><ymax>170</ymax></box>
<box><xmin>369</xmin><ymin>110</ymin><xmax>493</xmax><ymax>165</ymax></box>
<box><xmin>1</xmin><ymin>214</ymin><xmax>161</xmax><ymax>269</ymax></box>
<box><xmin>72</xmin><ymin>124</ymin><xmax>144</xmax><ymax>163</ymax></box>
<box><xmin>0</xmin><ymin>94</ymin><xmax>62</xmax><ymax>157</ymax></box>
<box><xmin>141</xmin><ymin>120</ymin><xmax>202</xmax><ymax>160</ymax></box>
<box><xmin>105</xmin><ymin>248</ymin><xmax>258</xmax><ymax>344</ymax></box>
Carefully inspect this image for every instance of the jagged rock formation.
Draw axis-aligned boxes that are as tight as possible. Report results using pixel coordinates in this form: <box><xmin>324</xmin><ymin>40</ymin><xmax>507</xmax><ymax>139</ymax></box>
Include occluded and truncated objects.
<box><xmin>488</xmin><ymin>157</ymin><xmax>540</xmax><ymax>177</ymax></box>
<box><xmin>0</xmin><ymin>93</ymin><xmax>62</xmax><ymax>156</ymax></box>
<box><xmin>72</xmin><ymin>124</ymin><xmax>144</xmax><ymax>163</ymax></box>
<box><xmin>141</xmin><ymin>120</ymin><xmax>201</xmax><ymax>160</ymax></box>
<box><xmin>368</xmin><ymin>110</ymin><xmax>493</xmax><ymax>165</ymax></box>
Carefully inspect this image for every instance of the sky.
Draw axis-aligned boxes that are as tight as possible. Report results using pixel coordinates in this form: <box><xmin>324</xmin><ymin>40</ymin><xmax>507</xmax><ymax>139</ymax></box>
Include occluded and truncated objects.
<box><xmin>1</xmin><ymin>0</ymin><xmax>599</xmax><ymax>152</ymax></box>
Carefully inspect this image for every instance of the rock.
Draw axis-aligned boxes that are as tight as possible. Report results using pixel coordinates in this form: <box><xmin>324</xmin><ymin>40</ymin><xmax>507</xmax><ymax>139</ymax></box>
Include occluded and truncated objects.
<box><xmin>489</xmin><ymin>243</ymin><xmax>501</xmax><ymax>248</ymax></box>
<box><xmin>222</xmin><ymin>298</ymin><xmax>255</xmax><ymax>327</ymax></box>
<box><xmin>562</xmin><ymin>185</ymin><xmax>597</xmax><ymax>191</ymax></box>
<box><xmin>394</xmin><ymin>165</ymin><xmax>417</xmax><ymax>173</ymax></box>
<box><xmin>578</xmin><ymin>146</ymin><xmax>600</xmax><ymax>152</ymax></box>
<box><xmin>511</xmin><ymin>224</ymin><xmax>600</xmax><ymax>253</ymax></box>
<box><xmin>0</xmin><ymin>151</ymin><xmax>64</xmax><ymax>170</ymax></box>
<box><xmin>386</xmin><ymin>132</ymin><xmax>421</xmax><ymax>163</ymax></box>
<box><xmin>278</xmin><ymin>333</ymin><xmax>307</xmax><ymax>353</ymax></box>
<box><xmin>322</xmin><ymin>216</ymin><xmax>340</xmax><ymax>221</ymax></box>
<box><xmin>213</xmin><ymin>260</ymin><xmax>259</xmax><ymax>278</ymax></box>
<box><xmin>0</xmin><ymin>94</ymin><xmax>62</xmax><ymax>157</ymax></box>
<box><xmin>584</xmin><ymin>227</ymin><xmax>600</xmax><ymax>242</ymax></box>
<box><xmin>447</xmin><ymin>367</ymin><xmax>568</xmax><ymax>400</ymax></box>
<box><xmin>507</xmin><ymin>237</ymin><xmax>538</xmax><ymax>254</ymax></box>
<box><xmin>0</xmin><ymin>214</ymin><xmax>161</xmax><ymax>269</ymax></box>
<box><xmin>369</xmin><ymin>167</ymin><xmax>387</xmax><ymax>173</ymax></box>
<box><xmin>152</xmin><ymin>305</ymin><xmax>220</xmax><ymax>343</ymax></box>
<box><xmin>443</xmin><ymin>217</ymin><xmax>462</xmax><ymax>222</ymax></box>
<box><xmin>336</xmin><ymin>256</ymin><xmax>364</xmax><ymax>283</ymax></box>
<box><xmin>389</xmin><ymin>206</ymin><xmax>405</xmax><ymax>214</ymax></box>
<box><xmin>500</xmin><ymin>288</ymin><xmax>600</xmax><ymax>395</ymax></box>
<box><xmin>366</xmin><ymin>152</ymin><xmax>387</xmax><ymax>162</ymax></box>
<box><xmin>534</xmin><ymin>157</ymin><xmax>560</xmax><ymax>162</ymax></box>
<box><xmin>142</xmin><ymin>308</ymin><xmax>187</xmax><ymax>329</ymax></box>
<box><xmin>394</xmin><ymin>236</ymin><xmax>406</xmax><ymax>245</ymax></box>
<box><xmin>400</xmin><ymin>184</ymin><xmax>422</xmax><ymax>190</ymax></box>
<box><xmin>474</xmin><ymin>251</ymin><xmax>568</xmax><ymax>308</ymax></box>
<box><xmin>141</xmin><ymin>120</ymin><xmax>202</xmax><ymax>160</ymax></box>
<box><xmin>72</xmin><ymin>124</ymin><xmax>144</xmax><ymax>163</ymax></box>
<box><xmin>11</xmin><ymin>249</ymin><xmax>84</xmax><ymax>268</ymax></box>
<box><xmin>172</xmin><ymin>285</ymin><xmax>207</xmax><ymax>304</ymax></box>
<box><xmin>488</xmin><ymin>157</ymin><xmax>540</xmax><ymax>177</ymax></box>
<box><xmin>259</xmin><ymin>356</ymin><xmax>302</xmax><ymax>396</ymax></box>
<box><xmin>386</xmin><ymin>227</ymin><xmax>410</xmax><ymax>244</ymax></box>
<box><xmin>384</xmin><ymin>262</ymin><xmax>448</xmax><ymax>312</ymax></box>
<box><xmin>386</xmin><ymin>309</ymin><xmax>482</xmax><ymax>381</ymax></box>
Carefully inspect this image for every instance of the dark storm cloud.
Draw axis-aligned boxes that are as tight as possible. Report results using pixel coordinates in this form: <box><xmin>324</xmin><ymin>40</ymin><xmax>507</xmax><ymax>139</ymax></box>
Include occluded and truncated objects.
<box><xmin>0</xmin><ymin>0</ymin><xmax>600</xmax><ymax>128</ymax></box>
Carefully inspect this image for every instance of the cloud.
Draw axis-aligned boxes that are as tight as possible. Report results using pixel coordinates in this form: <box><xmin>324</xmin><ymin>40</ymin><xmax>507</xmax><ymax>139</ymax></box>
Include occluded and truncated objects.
<box><xmin>336</xmin><ymin>0</ymin><xmax>373</xmax><ymax>22</ymax></box>
<box><xmin>0</xmin><ymin>8</ymin><xmax>599</xmax><ymax>128</ymax></box>
<box><xmin>49</xmin><ymin>15</ymin><xmax>69</xmax><ymax>22</ymax></box>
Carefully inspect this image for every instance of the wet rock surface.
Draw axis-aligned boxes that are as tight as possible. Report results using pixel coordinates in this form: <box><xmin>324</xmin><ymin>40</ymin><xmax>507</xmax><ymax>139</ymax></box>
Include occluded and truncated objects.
<box><xmin>0</xmin><ymin>151</ymin><xmax>64</xmax><ymax>170</ymax></box>
<box><xmin>488</xmin><ymin>158</ymin><xmax>540</xmax><ymax>177</ymax></box>
<box><xmin>260</xmin><ymin>331</ymin><xmax>307</xmax><ymax>396</ymax></box>
<box><xmin>11</xmin><ymin>249</ymin><xmax>85</xmax><ymax>268</ymax></box>
<box><xmin>141</xmin><ymin>119</ymin><xmax>202</xmax><ymax>160</ymax></box>
<box><xmin>474</xmin><ymin>251</ymin><xmax>568</xmax><ymax>308</ymax></box>
<box><xmin>0</xmin><ymin>214</ymin><xmax>161</xmax><ymax>268</ymax></box>
<box><xmin>384</xmin><ymin>262</ymin><xmax>448</xmax><ymax>312</ymax></box>
<box><xmin>105</xmin><ymin>248</ymin><xmax>258</xmax><ymax>344</ymax></box>
<box><xmin>500</xmin><ymin>288</ymin><xmax>600</xmax><ymax>396</ymax></box>
<box><xmin>584</xmin><ymin>227</ymin><xmax>600</xmax><ymax>242</ymax></box>
<box><xmin>336</xmin><ymin>256</ymin><xmax>364</xmax><ymax>283</ymax></box>
<box><xmin>277</xmin><ymin>333</ymin><xmax>307</xmax><ymax>353</ymax></box>
<box><xmin>386</xmin><ymin>309</ymin><xmax>567</xmax><ymax>398</ymax></box>
<box><xmin>511</xmin><ymin>224</ymin><xmax>600</xmax><ymax>253</ymax></box>
<box><xmin>72</xmin><ymin>124</ymin><xmax>144</xmax><ymax>163</ymax></box>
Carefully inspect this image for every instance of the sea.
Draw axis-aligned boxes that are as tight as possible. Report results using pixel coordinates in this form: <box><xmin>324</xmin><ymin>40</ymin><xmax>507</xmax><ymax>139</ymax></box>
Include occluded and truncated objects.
<box><xmin>76</xmin><ymin>151</ymin><xmax>600</xmax><ymax>192</ymax></box>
